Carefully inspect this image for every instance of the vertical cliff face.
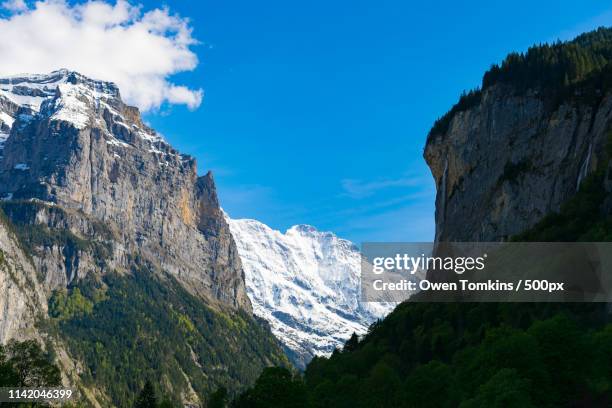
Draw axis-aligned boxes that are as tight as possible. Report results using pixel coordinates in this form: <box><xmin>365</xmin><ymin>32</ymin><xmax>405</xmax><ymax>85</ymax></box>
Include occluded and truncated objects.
<box><xmin>425</xmin><ymin>84</ymin><xmax>612</xmax><ymax>242</ymax></box>
<box><xmin>0</xmin><ymin>219</ymin><xmax>46</xmax><ymax>343</ymax></box>
<box><xmin>0</xmin><ymin>70</ymin><xmax>250</xmax><ymax>310</ymax></box>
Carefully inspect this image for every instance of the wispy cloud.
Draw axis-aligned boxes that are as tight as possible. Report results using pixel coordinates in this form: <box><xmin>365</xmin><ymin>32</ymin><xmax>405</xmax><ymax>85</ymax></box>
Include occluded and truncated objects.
<box><xmin>219</xmin><ymin>179</ymin><xmax>436</xmax><ymax>243</ymax></box>
<box><xmin>335</xmin><ymin>201</ymin><xmax>435</xmax><ymax>243</ymax></box>
<box><xmin>0</xmin><ymin>0</ymin><xmax>202</xmax><ymax>111</ymax></box>
<box><xmin>340</xmin><ymin>176</ymin><xmax>424</xmax><ymax>199</ymax></box>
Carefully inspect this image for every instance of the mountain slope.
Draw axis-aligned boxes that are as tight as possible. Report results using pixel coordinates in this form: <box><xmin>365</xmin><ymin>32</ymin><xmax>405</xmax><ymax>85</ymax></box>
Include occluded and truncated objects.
<box><xmin>0</xmin><ymin>70</ymin><xmax>287</xmax><ymax>405</ymax></box>
<box><xmin>227</xmin><ymin>217</ymin><xmax>394</xmax><ymax>369</ymax></box>
<box><xmin>46</xmin><ymin>267</ymin><xmax>288</xmax><ymax>407</ymax></box>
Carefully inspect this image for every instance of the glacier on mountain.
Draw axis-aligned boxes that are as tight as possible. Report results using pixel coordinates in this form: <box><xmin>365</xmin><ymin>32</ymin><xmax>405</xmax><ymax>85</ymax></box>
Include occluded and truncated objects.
<box><xmin>227</xmin><ymin>216</ymin><xmax>397</xmax><ymax>368</ymax></box>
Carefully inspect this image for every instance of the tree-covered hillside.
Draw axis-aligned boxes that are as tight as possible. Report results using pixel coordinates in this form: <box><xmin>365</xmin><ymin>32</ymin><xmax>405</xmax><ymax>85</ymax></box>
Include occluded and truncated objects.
<box><xmin>0</xmin><ymin>198</ymin><xmax>291</xmax><ymax>407</ymax></box>
<box><xmin>430</xmin><ymin>26</ymin><xmax>612</xmax><ymax>137</ymax></box>
<box><xmin>0</xmin><ymin>340</ymin><xmax>61</xmax><ymax>389</ymax></box>
<box><xmin>43</xmin><ymin>265</ymin><xmax>289</xmax><ymax>407</ymax></box>
<box><xmin>301</xmin><ymin>304</ymin><xmax>610</xmax><ymax>408</ymax></box>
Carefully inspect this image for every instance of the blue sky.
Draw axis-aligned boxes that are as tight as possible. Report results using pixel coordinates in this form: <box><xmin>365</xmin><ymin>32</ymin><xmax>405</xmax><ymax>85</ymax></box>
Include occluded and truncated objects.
<box><xmin>127</xmin><ymin>0</ymin><xmax>612</xmax><ymax>243</ymax></box>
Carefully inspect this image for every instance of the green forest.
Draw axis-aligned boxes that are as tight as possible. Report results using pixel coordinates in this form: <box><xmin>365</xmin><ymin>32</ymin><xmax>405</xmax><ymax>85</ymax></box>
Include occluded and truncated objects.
<box><xmin>44</xmin><ymin>265</ymin><xmax>289</xmax><ymax>407</ymax></box>
<box><xmin>230</xmin><ymin>305</ymin><xmax>610</xmax><ymax>408</ymax></box>
<box><xmin>0</xmin><ymin>339</ymin><xmax>64</xmax><ymax>407</ymax></box>
<box><xmin>0</xmin><ymin>340</ymin><xmax>61</xmax><ymax>388</ymax></box>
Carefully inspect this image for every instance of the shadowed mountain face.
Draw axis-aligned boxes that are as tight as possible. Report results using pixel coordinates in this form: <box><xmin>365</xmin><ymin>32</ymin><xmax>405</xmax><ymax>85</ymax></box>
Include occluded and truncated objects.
<box><xmin>0</xmin><ymin>70</ymin><xmax>289</xmax><ymax>406</ymax></box>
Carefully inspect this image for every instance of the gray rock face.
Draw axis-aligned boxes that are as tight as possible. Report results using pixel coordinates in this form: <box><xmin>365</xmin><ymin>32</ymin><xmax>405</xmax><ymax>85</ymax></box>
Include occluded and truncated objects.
<box><xmin>425</xmin><ymin>84</ymin><xmax>611</xmax><ymax>242</ymax></box>
<box><xmin>0</xmin><ymin>70</ymin><xmax>250</xmax><ymax>311</ymax></box>
<box><xmin>0</xmin><ymin>219</ymin><xmax>47</xmax><ymax>343</ymax></box>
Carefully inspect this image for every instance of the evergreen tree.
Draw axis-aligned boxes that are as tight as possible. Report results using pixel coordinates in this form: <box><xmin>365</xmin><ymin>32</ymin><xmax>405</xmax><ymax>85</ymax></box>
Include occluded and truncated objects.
<box><xmin>208</xmin><ymin>386</ymin><xmax>228</xmax><ymax>408</ymax></box>
<box><xmin>158</xmin><ymin>399</ymin><xmax>175</xmax><ymax>408</ymax></box>
<box><xmin>460</xmin><ymin>369</ymin><xmax>534</xmax><ymax>408</ymax></box>
<box><xmin>134</xmin><ymin>380</ymin><xmax>157</xmax><ymax>408</ymax></box>
<box><xmin>343</xmin><ymin>332</ymin><xmax>359</xmax><ymax>353</ymax></box>
<box><xmin>232</xmin><ymin>367</ymin><xmax>307</xmax><ymax>408</ymax></box>
<box><xmin>430</xmin><ymin>26</ymin><xmax>612</xmax><ymax>138</ymax></box>
<box><xmin>0</xmin><ymin>344</ymin><xmax>18</xmax><ymax>386</ymax></box>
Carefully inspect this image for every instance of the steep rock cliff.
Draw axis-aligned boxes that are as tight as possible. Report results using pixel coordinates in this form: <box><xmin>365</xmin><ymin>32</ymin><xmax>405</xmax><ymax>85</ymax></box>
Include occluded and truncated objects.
<box><xmin>425</xmin><ymin>85</ymin><xmax>611</xmax><ymax>242</ymax></box>
<box><xmin>424</xmin><ymin>29</ymin><xmax>612</xmax><ymax>242</ymax></box>
<box><xmin>0</xmin><ymin>217</ymin><xmax>46</xmax><ymax>343</ymax></box>
<box><xmin>0</xmin><ymin>70</ymin><xmax>250</xmax><ymax>310</ymax></box>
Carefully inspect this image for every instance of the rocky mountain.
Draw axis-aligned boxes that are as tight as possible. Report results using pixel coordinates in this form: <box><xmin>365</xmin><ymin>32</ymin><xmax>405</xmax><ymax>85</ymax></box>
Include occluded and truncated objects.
<box><xmin>0</xmin><ymin>70</ymin><xmax>287</xmax><ymax>406</ymax></box>
<box><xmin>425</xmin><ymin>84</ymin><xmax>612</xmax><ymax>242</ymax></box>
<box><xmin>0</xmin><ymin>70</ymin><xmax>249</xmax><ymax>310</ymax></box>
<box><xmin>227</xmin><ymin>217</ymin><xmax>394</xmax><ymax>369</ymax></box>
<box><xmin>424</xmin><ymin>29</ymin><xmax>612</xmax><ymax>242</ymax></box>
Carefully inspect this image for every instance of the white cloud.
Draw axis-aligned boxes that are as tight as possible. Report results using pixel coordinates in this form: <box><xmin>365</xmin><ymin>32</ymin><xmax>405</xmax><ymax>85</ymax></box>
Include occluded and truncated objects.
<box><xmin>0</xmin><ymin>0</ymin><xmax>203</xmax><ymax>111</ymax></box>
<box><xmin>1</xmin><ymin>0</ymin><xmax>27</xmax><ymax>13</ymax></box>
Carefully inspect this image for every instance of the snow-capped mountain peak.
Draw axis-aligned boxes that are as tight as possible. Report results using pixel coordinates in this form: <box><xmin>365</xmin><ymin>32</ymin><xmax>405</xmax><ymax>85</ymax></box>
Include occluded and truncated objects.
<box><xmin>0</xmin><ymin>70</ymin><xmax>173</xmax><ymax>165</ymax></box>
<box><xmin>227</xmin><ymin>215</ymin><xmax>395</xmax><ymax>369</ymax></box>
<box><xmin>0</xmin><ymin>70</ymin><xmax>161</xmax><ymax>142</ymax></box>
<box><xmin>0</xmin><ymin>70</ymin><xmax>117</xmax><ymax>114</ymax></box>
